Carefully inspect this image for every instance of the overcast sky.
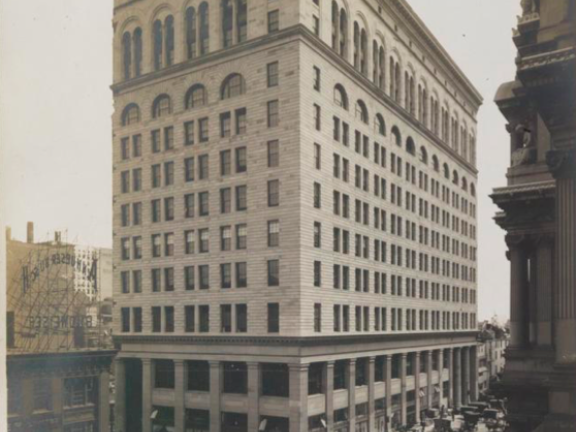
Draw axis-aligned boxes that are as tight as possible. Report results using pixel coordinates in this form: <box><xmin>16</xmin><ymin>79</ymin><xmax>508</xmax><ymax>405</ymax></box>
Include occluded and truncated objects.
<box><xmin>0</xmin><ymin>0</ymin><xmax>521</xmax><ymax>322</ymax></box>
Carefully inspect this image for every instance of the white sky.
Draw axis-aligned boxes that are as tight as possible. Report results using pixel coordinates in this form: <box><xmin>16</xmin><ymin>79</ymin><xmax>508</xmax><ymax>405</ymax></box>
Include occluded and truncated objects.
<box><xmin>0</xmin><ymin>0</ymin><xmax>521</xmax><ymax>322</ymax></box>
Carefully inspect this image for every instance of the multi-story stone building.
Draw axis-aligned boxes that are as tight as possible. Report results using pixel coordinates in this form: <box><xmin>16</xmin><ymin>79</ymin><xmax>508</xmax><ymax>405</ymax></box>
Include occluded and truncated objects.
<box><xmin>111</xmin><ymin>1</ymin><xmax>482</xmax><ymax>431</ymax></box>
<box><xmin>74</xmin><ymin>245</ymin><xmax>113</xmax><ymax>302</ymax></box>
<box><xmin>477</xmin><ymin>322</ymin><xmax>509</xmax><ymax>395</ymax></box>
<box><xmin>492</xmin><ymin>1</ymin><xmax>576</xmax><ymax>431</ymax></box>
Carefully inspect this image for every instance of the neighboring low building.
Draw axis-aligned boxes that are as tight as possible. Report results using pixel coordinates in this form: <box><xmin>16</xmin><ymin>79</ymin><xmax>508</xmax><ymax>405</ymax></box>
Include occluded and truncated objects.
<box><xmin>477</xmin><ymin>322</ymin><xmax>509</xmax><ymax>395</ymax></box>
<box><xmin>6</xmin><ymin>223</ymin><xmax>115</xmax><ymax>432</ymax></box>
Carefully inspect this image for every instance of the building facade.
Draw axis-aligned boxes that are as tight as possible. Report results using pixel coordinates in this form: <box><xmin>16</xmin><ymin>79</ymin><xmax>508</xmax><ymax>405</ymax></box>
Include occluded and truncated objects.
<box><xmin>74</xmin><ymin>245</ymin><xmax>113</xmax><ymax>302</ymax></box>
<box><xmin>492</xmin><ymin>0</ymin><xmax>576</xmax><ymax>431</ymax></box>
<box><xmin>6</xmin><ymin>225</ymin><xmax>115</xmax><ymax>432</ymax></box>
<box><xmin>477</xmin><ymin>323</ymin><xmax>509</xmax><ymax>395</ymax></box>
<box><xmin>112</xmin><ymin>0</ymin><xmax>482</xmax><ymax>431</ymax></box>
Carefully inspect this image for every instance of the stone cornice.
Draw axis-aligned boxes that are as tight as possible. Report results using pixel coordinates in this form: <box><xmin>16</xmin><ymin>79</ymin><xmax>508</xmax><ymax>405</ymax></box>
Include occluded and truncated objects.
<box><xmin>114</xmin><ymin>331</ymin><xmax>479</xmax><ymax>347</ymax></box>
<box><xmin>388</xmin><ymin>0</ymin><xmax>484</xmax><ymax>108</ymax></box>
<box><xmin>113</xmin><ymin>25</ymin><xmax>479</xmax><ymax>175</ymax></box>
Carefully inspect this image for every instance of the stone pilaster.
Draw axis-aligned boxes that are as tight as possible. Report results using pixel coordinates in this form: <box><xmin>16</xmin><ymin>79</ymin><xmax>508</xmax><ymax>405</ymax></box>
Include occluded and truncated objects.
<box><xmin>400</xmin><ymin>354</ymin><xmax>407</xmax><ymax>425</ymax></box>
<box><xmin>247</xmin><ymin>362</ymin><xmax>260</xmax><ymax>432</ymax></box>
<box><xmin>454</xmin><ymin>349</ymin><xmax>462</xmax><ymax>410</ymax></box>
<box><xmin>437</xmin><ymin>349</ymin><xmax>444</xmax><ymax>407</ymax></box>
<box><xmin>426</xmin><ymin>351</ymin><xmax>433</xmax><ymax>408</ymax></box>
<box><xmin>469</xmin><ymin>346</ymin><xmax>479</xmax><ymax>402</ymax></box>
<box><xmin>174</xmin><ymin>360</ymin><xmax>185</xmax><ymax>432</ymax></box>
<box><xmin>114</xmin><ymin>359</ymin><xmax>126</xmax><ymax>432</ymax></box>
<box><xmin>142</xmin><ymin>359</ymin><xmax>152</xmax><ymax>432</ymax></box>
<box><xmin>414</xmin><ymin>352</ymin><xmax>421</xmax><ymax>422</ymax></box>
<box><xmin>348</xmin><ymin>359</ymin><xmax>356</xmax><ymax>431</ymax></box>
<box><xmin>507</xmin><ymin>236</ymin><xmax>530</xmax><ymax>348</ymax></box>
<box><xmin>289</xmin><ymin>364</ymin><xmax>309</xmax><ymax>432</ymax></box>
<box><xmin>448</xmin><ymin>348</ymin><xmax>454</xmax><ymax>409</ymax></box>
<box><xmin>548</xmin><ymin>148</ymin><xmax>576</xmax><ymax>363</ymax></box>
<box><xmin>536</xmin><ymin>235</ymin><xmax>554</xmax><ymax>347</ymax></box>
<box><xmin>99</xmin><ymin>370</ymin><xmax>111</xmax><ymax>432</ymax></box>
<box><xmin>326</xmin><ymin>361</ymin><xmax>335</xmax><ymax>431</ymax></box>
<box><xmin>368</xmin><ymin>357</ymin><xmax>376</xmax><ymax>431</ymax></box>
<box><xmin>209</xmin><ymin>361</ymin><xmax>221</xmax><ymax>432</ymax></box>
<box><xmin>385</xmin><ymin>355</ymin><xmax>393</xmax><ymax>423</ymax></box>
<box><xmin>463</xmin><ymin>347</ymin><xmax>471</xmax><ymax>405</ymax></box>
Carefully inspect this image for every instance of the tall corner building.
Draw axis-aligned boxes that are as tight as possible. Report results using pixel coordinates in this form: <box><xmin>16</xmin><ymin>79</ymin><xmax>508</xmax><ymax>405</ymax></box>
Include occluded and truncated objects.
<box><xmin>111</xmin><ymin>1</ymin><xmax>482</xmax><ymax>431</ymax></box>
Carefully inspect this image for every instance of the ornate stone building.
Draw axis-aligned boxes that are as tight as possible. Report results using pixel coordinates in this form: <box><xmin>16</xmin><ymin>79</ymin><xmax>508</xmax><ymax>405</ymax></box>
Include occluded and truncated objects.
<box><xmin>112</xmin><ymin>1</ymin><xmax>482</xmax><ymax>431</ymax></box>
<box><xmin>492</xmin><ymin>0</ymin><xmax>576</xmax><ymax>430</ymax></box>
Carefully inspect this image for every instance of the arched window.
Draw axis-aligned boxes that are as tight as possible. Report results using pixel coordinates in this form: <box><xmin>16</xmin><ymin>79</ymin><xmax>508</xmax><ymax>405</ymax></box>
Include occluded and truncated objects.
<box><xmin>353</xmin><ymin>22</ymin><xmax>360</xmax><ymax>71</ymax></box>
<box><xmin>222</xmin><ymin>0</ymin><xmax>234</xmax><ymax>48</ymax></box>
<box><xmin>432</xmin><ymin>155</ymin><xmax>439</xmax><ymax>172</ymax></box>
<box><xmin>406</xmin><ymin>137</ymin><xmax>416</xmax><ymax>156</ymax></box>
<box><xmin>375</xmin><ymin>114</ymin><xmax>386</xmax><ymax>136</ymax></box>
<box><xmin>360</xmin><ymin>29</ymin><xmax>367</xmax><ymax>75</ymax></box>
<box><xmin>332</xmin><ymin>2</ymin><xmax>339</xmax><ymax>50</ymax></box>
<box><xmin>199</xmin><ymin>2</ymin><xmax>210</xmax><ymax>55</ymax></box>
<box><xmin>470</xmin><ymin>134</ymin><xmax>476</xmax><ymax>166</ymax></box>
<box><xmin>372</xmin><ymin>41</ymin><xmax>378</xmax><ymax>83</ymax></box>
<box><xmin>221</xmin><ymin>73</ymin><xmax>246</xmax><ymax>99</ymax></box>
<box><xmin>471</xmin><ymin>183</ymin><xmax>476</xmax><ymax>197</ymax></box>
<box><xmin>405</xmin><ymin>72</ymin><xmax>415</xmax><ymax>115</ymax></box>
<box><xmin>355</xmin><ymin>100</ymin><xmax>368</xmax><ymax>124</ymax></box>
<box><xmin>443</xmin><ymin>163</ymin><xmax>450</xmax><ymax>179</ymax></box>
<box><xmin>461</xmin><ymin>127</ymin><xmax>469</xmax><ymax>160</ymax></box>
<box><xmin>152</xmin><ymin>94</ymin><xmax>172</xmax><ymax>118</ymax></box>
<box><xmin>121</xmin><ymin>27</ymin><xmax>142</xmax><ymax>80</ymax></box>
<box><xmin>153</xmin><ymin>15</ymin><xmax>175</xmax><ymax>71</ymax></box>
<box><xmin>334</xmin><ymin>84</ymin><xmax>349</xmax><ymax>110</ymax></box>
<box><xmin>419</xmin><ymin>146</ymin><xmax>428</xmax><ymax>164</ymax></box>
<box><xmin>185</xmin><ymin>84</ymin><xmax>207</xmax><ymax>109</ymax></box>
<box><xmin>339</xmin><ymin>9</ymin><xmax>348</xmax><ymax>57</ymax></box>
<box><xmin>378</xmin><ymin>46</ymin><xmax>385</xmax><ymax>90</ymax></box>
<box><xmin>153</xmin><ymin>19</ymin><xmax>163</xmax><ymax>71</ymax></box>
<box><xmin>237</xmin><ymin>0</ymin><xmax>248</xmax><ymax>43</ymax></box>
<box><xmin>165</xmin><ymin>16</ymin><xmax>174</xmax><ymax>66</ymax></box>
<box><xmin>122</xmin><ymin>103</ymin><xmax>140</xmax><ymax>126</ymax></box>
<box><xmin>391</xmin><ymin>126</ymin><xmax>402</xmax><ymax>147</ymax></box>
<box><xmin>462</xmin><ymin>177</ymin><xmax>468</xmax><ymax>192</ymax></box>
<box><xmin>186</xmin><ymin>7</ymin><xmax>197</xmax><ymax>59</ymax></box>
<box><xmin>122</xmin><ymin>32</ymin><xmax>132</xmax><ymax>80</ymax></box>
<box><xmin>452</xmin><ymin>170</ymin><xmax>459</xmax><ymax>185</ymax></box>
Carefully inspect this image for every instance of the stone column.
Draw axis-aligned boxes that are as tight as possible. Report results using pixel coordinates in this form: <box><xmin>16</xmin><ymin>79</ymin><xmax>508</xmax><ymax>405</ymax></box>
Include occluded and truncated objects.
<box><xmin>289</xmin><ymin>364</ymin><xmax>309</xmax><ymax>432</ymax></box>
<box><xmin>247</xmin><ymin>362</ymin><xmax>260</xmax><ymax>432</ymax></box>
<box><xmin>348</xmin><ymin>359</ymin><xmax>356</xmax><ymax>431</ymax></box>
<box><xmin>209</xmin><ymin>361</ymin><xmax>221</xmax><ymax>432</ymax></box>
<box><xmin>448</xmin><ymin>349</ymin><xmax>454</xmax><ymax>409</ymax></box>
<box><xmin>469</xmin><ymin>346</ymin><xmax>479</xmax><ymax>402</ymax></box>
<box><xmin>463</xmin><ymin>348</ymin><xmax>471</xmax><ymax>405</ymax></box>
<box><xmin>507</xmin><ymin>237</ymin><xmax>529</xmax><ymax>348</ymax></box>
<box><xmin>385</xmin><ymin>355</ymin><xmax>393</xmax><ymax>424</ymax></box>
<box><xmin>547</xmin><ymin>148</ymin><xmax>576</xmax><ymax>363</ymax></box>
<box><xmin>114</xmin><ymin>359</ymin><xmax>126</xmax><ymax>432</ymax></box>
<box><xmin>99</xmin><ymin>370</ymin><xmax>111</xmax><ymax>432</ymax></box>
<box><xmin>400</xmin><ymin>354</ymin><xmax>407</xmax><ymax>425</ymax></box>
<box><xmin>174</xmin><ymin>360</ymin><xmax>185</xmax><ymax>432</ymax></box>
<box><xmin>437</xmin><ymin>350</ymin><xmax>444</xmax><ymax>408</ymax></box>
<box><xmin>368</xmin><ymin>357</ymin><xmax>376</xmax><ymax>431</ymax></box>
<box><xmin>426</xmin><ymin>351</ymin><xmax>433</xmax><ymax>409</ymax></box>
<box><xmin>142</xmin><ymin>359</ymin><xmax>153</xmax><ymax>432</ymax></box>
<box><xmin>414</xmin><ymin>352</ymin><xmax>421</xmax><ymax>422</ymax></box>
<box><xmin>454</xmin><ymin>349</ymin><xmax>462</xmax><ymax>410</ymax></box>
<box><xmin>326</xmin><ymin>361</ymin><xmax>335</xmax><ymax>431</ymax></box>
<box><xmin>536</xmin><ymin>235</ymin><xmax>554</xmax><ymax>347</ymax></box>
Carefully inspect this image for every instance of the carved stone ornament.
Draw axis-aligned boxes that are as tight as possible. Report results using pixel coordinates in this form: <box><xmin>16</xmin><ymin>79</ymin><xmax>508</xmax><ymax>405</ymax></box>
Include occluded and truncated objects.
<box><xmin>546</xmin><ymin>148</ymin><xmax>576</xmax><ymax>179</ymax></box>
<box><xmin>521</xmin><ymin>0</ymin><xmax>537</xmax><ymax>15</ymax></box>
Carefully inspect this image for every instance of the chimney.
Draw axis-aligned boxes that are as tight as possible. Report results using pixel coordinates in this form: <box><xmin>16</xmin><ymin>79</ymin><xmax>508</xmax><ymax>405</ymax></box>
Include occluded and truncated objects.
<box><xmin>5</xmin><ymin>226</ymin><xmax>11</xmax><ymax>242</ymax></box>
<box><xmin>26</xmin><ymin>222</ymin><xmax>34</xmax><ymax>244</ymax></box>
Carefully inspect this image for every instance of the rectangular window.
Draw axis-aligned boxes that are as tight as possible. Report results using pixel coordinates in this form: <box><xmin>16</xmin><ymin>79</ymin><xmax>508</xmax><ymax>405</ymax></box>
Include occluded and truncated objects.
<box><xmin>267</xmin><ymin>303</ymin><xmax>280</xmax><ymax>333</ymax></box>
<box><xmin>184</xmin><ymin>193</ymin><xmax>195</xmax><ymax>218</ymax></box>
<box><xmin>164</xmin><ymin>162</ymin><xmax>174</xmax><ymax>186</ymax></box>
<box><xmin>220</xmin><ymin>112</ymin><xmax>231</xmax><ymax>138</ymax></box>
<box><xmin>235</xmin><ymin>185</ymin><xmax>247</xmax><ymax>211</ymax></box>
<box><xmin>152</xmin><ymin>234</ymin><xmax>161</xmax><ymax>257</ymax></box>
<box><xmin>121</xmin><ymin>271</ymin><xmax>130</xmax><ymax>294</ymax></box>
<box><xmin>164</xmin><ymin>126</ymin><xmax>174</xmax><ymax>150</ymax></box>
<box><xmin>220</xmin><ymin>226</ymin><xmax>232</xmax><ymax>251</ymax></box>
<box><xmin>220</xmin><ymin>151</ymin><xmax>231</xmax><ymax>176</ymax></box>
<box><xmin>267</xmin><ymin>62</ymin><xmax>279</xmax><ymax>87</ymax></box>
<box><xmin>133</xmin><ymin>236</ymin><xmax>142</xmax><ymax>259</ymax></box>
<box><xmin>267</xmin><ymin>100</ymin><xmax>279</xmax><ymax>127</ymax></box>
<box><xmin>185</xmin><ymin>230</ymin><xmax>195</xmax><ymax>254</ymax></box>
<box><xmin>268</xmin><ymin>10</ymin><xmax>279</xmax><ymax>33</ymax></box>
<box><xmin>314</xmin><ymin>261</ymin><xmax>322</xmax><ymax>287</ymax></box>
<box><xmin>267</xmin><ymin>180</ymin><xmax>280</xmax><ymax>207</ymax></box>
<box><xmin>152</xmin><ymin>268</ymin><xmax>161</xmax><ymax>292</ymax></box>
<box><xmin>199</xmin><ymin>192</ymin><xmax>210</xmax><ymax>216</ymax></box>
<box><xmin>121</xmin><ymin>204</ymin><xmax>130</xmax><ymax>227</ymax></box>
<box><xmin>164</xmin><ymin>197</ymin><xmax>174</xmax><ymax>221</ymax></box>
<box><xmin>313</xmin><ymin>66</ymin><xmax>321</xmax><ymax>91</ymax></box>
<box><xmin>121</xmin><ymin>171</ymin><xmax>130</xmax><ymax>193</ymax></box>
<box><xmin>236</xmin><ymin>304</ymin><xmax>247</xmax><ymax>333</ymax></box>
<box><xmin>164</xmin><ymin>267</ymin><xmax>175</xmax><ymax>291</ymax></box>
<box><xmin>314</xmin><ymin>143</ymin><xmax>321</xmax><ymax>169</ymax></box>
<box><xmin>132</xmin><ymin>134</ymin><xmax>142</xmax><ymax>156</ymax></box>
<box><xmin>221</xmin><ymin>305</ymin><xmax>232</xmax><ymax>333</ymax></box>
<box><xmin>199</xmin><ymin>265</ymin><xmax>210</xmax><ymax>290</ymax></box>
<box><xmin>267</xmin><ymin>140</ymin><xmax>279</xmax><ymax>167</ymax></box>
<box><xmin>235</xmin><ymin>147</ymin><xmax>247</xmax><ymax>172</ymax></box>
<box><xmin>220</xmin><ymin>264</ymin><xmax>232</xmax><ymax>289</ymax></box>
<box><xmin>133</xmin><ymin>202</ymin><xmax>142</xmax><ymax>225</ymax></box>
<box><xmin>165</xmin><ymin>306</ymin><xmax>175</xmax><ymax>332</ymax></box>
<box><xmin>313</xmin><ymin>222</ymin><xmax>321</xmax><ymax>248</ymax></box>
<box><xmin>184</xmin><ymin>266</ymin><xmax>195</xmax><ymax>290</ymax></box>
<box><xmin>220</xmin><ymin>188</ymin><xmax>231</xmax><ymax>213</ymax></box>
<box><xmin>134</xmin><ymin>307</ymin><xmax>142</xmax><ymax>332</ymax></box>
<box><xmin>121</xmin><ymin>137</ymin><xmax>130</xmax><ymax>160</ymax></box>
<box><xmin>236</xmin><ymin>224</ymin><xmax>247</xmax><ymax>249</ymax></box>
<box><xmin>313</xmin><ymin>182</ymin><xmax>321</xmax><ymax>208</ymax></box>
<box><xmin>268</xmin><ymin>220</ymin><xmax>279</xmax><ymax>247</ymax></box>
<box><xmin>199</xmin><ymin>305</ymin><xmax>210</xmax><ymax>332</ymax></box>
<box><xmin>236</xmin><ymin>262</ymin><xmax>247</xmax><ymax>288</ymax></box>
<box><xmin>268</xmin><ymin>259</ymin><xmax>279</xmax><ymax>286</ymax></box>
<box><xmin>152</xmin><ymin>307</ymin><xmax>161</xmax><ymax>332</ymax></box>
<box><xmin>198</xmin><ymin>154</ymin><xmax>209</xmax><ymax>179</ymax></box>
<box><xmin>199</xmin><ymin>228</ymin><xmax>209</xmax><ymax>253</ymax></box>
<box><xmin>151</xmin><ymin>164</ymin><xmax>161</xmax><ymax>188</ymax></box>
<box><xmin>151</xmin><ymin>129</ymin><xmax>161</xmax><ymax>153</ymax></box>
<box><xmin>121</xmin><ymin>308</ymin><xmax>130</xmax><ymax>332</ymax></box>
<box><xmin>236</xmin><ymin>108</ymin><xmax>247</xmax><ymax>135</ymax></box>
<box><xmin>314</xmin><ymin>303</ymin><xmax>321</xmax><ymax>332</ymax></box>
<box><xmin>184</xmin><ymin>121</ymin><xmax>195</xmax><ymax>146</ymax></box>
<box><xmin>199</xmin><ymin>118</ymin><xmax>209</xmax><ymax>142</ymax></box>
<box><xmin>314</xmin><ymin>104</ymin><xmax>321</xmax><ymax>130</ymax></box>
<box><xmin>132</xmin><ymin>169</ymin><xmax>142</xmax><ymax>192</ymax></box>
<box><xmin>185</xmin><ymin>306</ymin><xmax>195</xmax><ymax>332</ymax></box>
